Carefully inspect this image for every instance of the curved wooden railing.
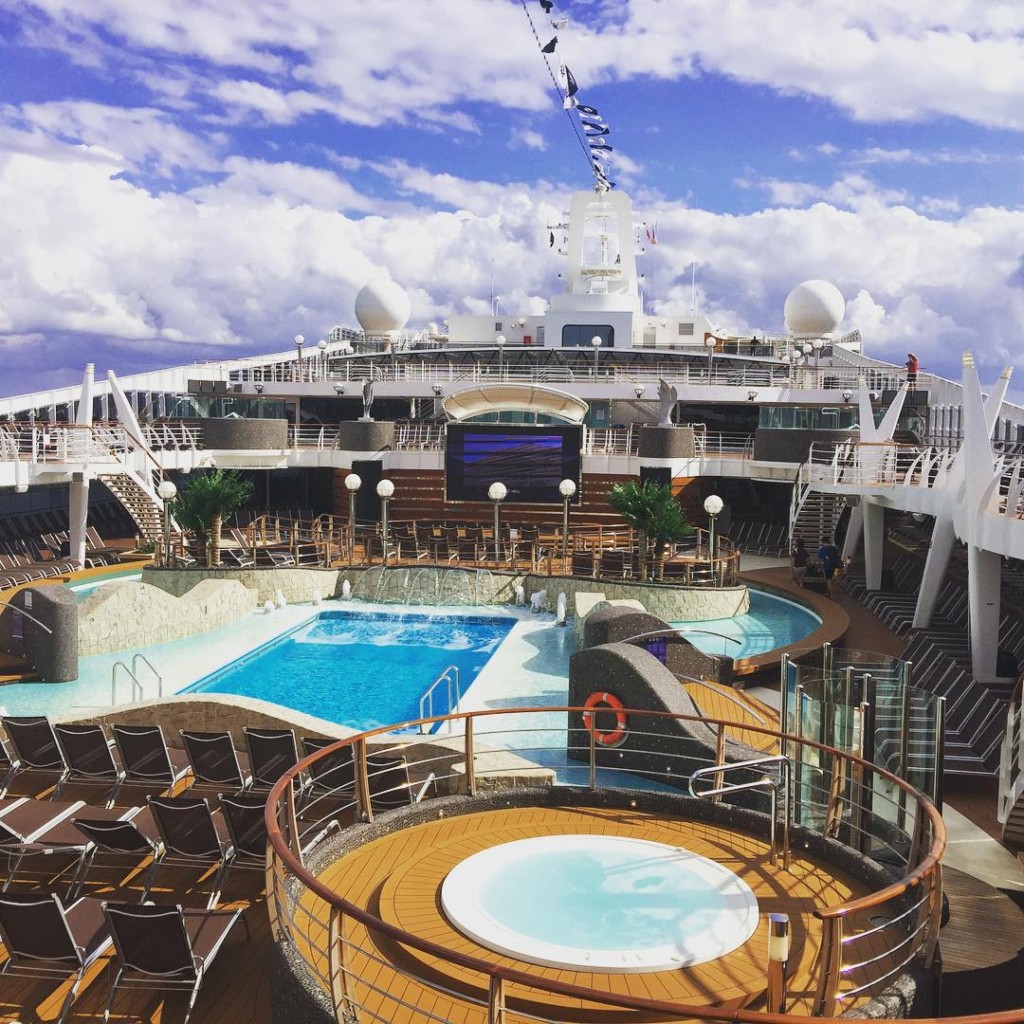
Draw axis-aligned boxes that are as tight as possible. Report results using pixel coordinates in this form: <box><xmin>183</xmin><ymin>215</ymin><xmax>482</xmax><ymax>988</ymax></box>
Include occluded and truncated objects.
<box><xmin>265</xmin><ymin>707</ymin><xmax>963</xmax><ymax>1023</ymax></box>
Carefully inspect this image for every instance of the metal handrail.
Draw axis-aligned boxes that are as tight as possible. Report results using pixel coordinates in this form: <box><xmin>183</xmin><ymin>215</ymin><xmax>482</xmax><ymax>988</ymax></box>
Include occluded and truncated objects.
<box><xmin>689</xmin><ymin>753</ymin><xmax>791</xmax><ymax>869</ymax></box>
<box><xmin>130</xmin><ymin>653</ymin><xmax>163</xmax><ymax>698</ymax></box>
<box><xmin>418</xmin><ymin>665</ymin><xmax>461</xmax><ymax>733</ymax></box>
<box><xmin>110</xmin><ymin>661</ymin><xmax>142</xmax><ymax>705</ymax></box>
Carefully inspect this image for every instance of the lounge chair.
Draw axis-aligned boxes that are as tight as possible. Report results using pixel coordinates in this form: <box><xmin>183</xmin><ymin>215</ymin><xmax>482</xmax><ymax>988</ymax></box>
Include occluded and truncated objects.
<box><xmin>301</xmin><ymin>737</ymin><xmax>355</xmax><ymax>801</ymax></box>
<box><xmin>365</xmin><ymin>754</ymin><xmax>435</xmax><ymax>812</ymax></box>
<box><xmin>242</xmin><ymin>726</ymin><xmax>298</xmax><ymax>792</ymax></box>
<box><xmin>218</xmin><ymin>792</ymin><xmax>268</xmax><ymax>871</ymax></box>
<box><xmin>111</xmin><ymin>724</ymin><xmax>192</xmax><ymax>796</ymax></box>
<box><xmin>180</xmin><ymin>731</ymin><xmax>251</xmax><ymax>792</ymax></box>
<box><xmin>570</xmin><ymin>548</ymin><xmax>596</xmax><ymax>578</ymax></box>
<box><xmin>221</xmin><ymin>548</ymin><xmax>255</xmax><ymax>569</ymax></box>
<box><xmin>0</xmin><ymin>715</ymin><xmax>66</xmax><ymax>794</ymax></box>
<box><xmin>54</xmin><ymin>723</ymin><xmax>123</xmax><ymax>805</ymax></box>
<box><xmin>69</xmin><ymin>807</ymin><xmax>163</xmax><ymax>901</ymax></box>
<box><xmin>102</xmin><ymin>901</ymin><xmax>248</xmax><ymax>1024</ymax></box>
<box><xmin>146</xmin><ymin>795</ymin><xmax>234</xmax><ymax>909</ymax></box>
<box><xmin>0</xmin><ymin>892</ymin><xmax>112</xmax><ymax>1024</ymax></box>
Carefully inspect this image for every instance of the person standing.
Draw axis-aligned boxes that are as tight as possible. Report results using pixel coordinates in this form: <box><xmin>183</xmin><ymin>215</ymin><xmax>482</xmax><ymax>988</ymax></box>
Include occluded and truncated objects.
<box><xmin>905</xmin><ymin>352</ymin><xmax>919</xmax><ymax>388</ymax></box>
<box><xmin>818</xmin><ymin>536</ymin><xmax>842</xmax><ymax>598</ymax></box>
<box><xmin>791</xmin><ymin>537</ymin><xmax>809</xmax><ymax>587</ymax></box>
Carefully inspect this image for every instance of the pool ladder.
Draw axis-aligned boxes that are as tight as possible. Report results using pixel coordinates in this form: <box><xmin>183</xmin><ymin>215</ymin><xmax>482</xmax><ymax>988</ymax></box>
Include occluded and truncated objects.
<box><xmin>110</xmin><ymin>653</ymin><xmax>164</xmax><ymax>706</ymax></box>
<box><xmin>419</xmin><ymin>665</ymin><xmax>461</xmax><ymax>734</ymax></box>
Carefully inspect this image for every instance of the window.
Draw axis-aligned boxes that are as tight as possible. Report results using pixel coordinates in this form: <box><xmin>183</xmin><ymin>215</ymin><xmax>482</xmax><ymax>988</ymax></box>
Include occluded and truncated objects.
<box><xmin>494</xmin><ymin>322</ymin><xmax>502</xmax><ymax>331</ymax></box>
<box><xmin>561</xmin><ymin>324</ymin><xmax>614</xmax><ymax>347</ymax></box>
<box><xmin>677</xmin><ymin>322</ymin><xmax>695</xmax><ymax>336</ymax></box>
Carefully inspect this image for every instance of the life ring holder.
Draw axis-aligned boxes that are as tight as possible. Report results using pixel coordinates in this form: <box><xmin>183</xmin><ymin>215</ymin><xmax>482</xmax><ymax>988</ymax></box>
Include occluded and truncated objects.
<box><xmin>582</xmin><ymin>691</ymin><xmax>628</xmax><ymax>748</ymax></box>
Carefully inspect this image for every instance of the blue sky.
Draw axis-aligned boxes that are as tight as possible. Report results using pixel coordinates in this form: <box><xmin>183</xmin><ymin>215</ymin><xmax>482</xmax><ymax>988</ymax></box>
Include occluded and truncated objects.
<box><xmin>2</xmin><ymin>1</ymin><xmax>1024</xmax><ymax>397</ymax></box>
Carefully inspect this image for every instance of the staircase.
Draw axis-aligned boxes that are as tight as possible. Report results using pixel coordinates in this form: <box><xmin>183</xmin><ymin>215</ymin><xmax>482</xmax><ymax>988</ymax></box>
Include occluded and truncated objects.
<box><xmin>998</xmin><ymin>680</ymin><xmax>1024</xmax><ymax>848</ymax></box>
<box><xmin>97</xmin><ymin>471</ymin><xmax>164</xmax><ymax>542</ymax></box>
<box><xmin>789</xmin><ymin>477</ymin><xmax>848</xmax><ymax>549</ymax></box>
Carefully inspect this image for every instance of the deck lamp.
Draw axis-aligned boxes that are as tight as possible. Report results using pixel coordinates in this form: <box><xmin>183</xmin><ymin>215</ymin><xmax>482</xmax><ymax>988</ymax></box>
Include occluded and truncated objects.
<box><xmin>559</xmin><ymin>479</ymin><xmax>576</xmax><ymax>562</ymax></box>
<box><xmin>334</xmin><ymin>384</ymin><xmax>345</xmax><ymax>395</ymax></box>
<box><xmin>294</xmin><ymin>334</ymin><xmax>305</xmax><ymax>381</ymax></box>
<box><xmin>432</xmin><ymin>383</ymin><xmax>443</xmax><ymax>396</ymax></box>
<box><xmin>842</xmin><ymin>390</ymin><xmax>853</xmax><ymax>404</ymax></box>
<box><xmin>496</xmin><ymin>334</ymin><xmax>506</xmax><ymax>380</ymax></box>
<box><xmin>345</xmin><ymin>473</ymin><xmax>361</xmax><ymax>560</ymax></box>
<box><xmin>747</xmin><ymin>389</ymin><xmax>758</xmax><ymax>401</ymax></box>
<box><xmin>377</xmin><ymin>479</ymin><xmax>395</xmax><ymax>565</ymax></box>
<box><xmin>157</xmin><ymin>478</ymin><xmax>177</xmax><ymax>567</ymax></box>
<box><xmin>766</xmin><ymin>913</ymin><xmax>790</xmax><ymax>1013</ymax></box>
<box><xmin>703</xmin><ymin>493</ymin><xmax>724</xmax><ymax>582</ymax></box>
<box><xmin>634</xmin><ymin>385</ymin><xmax>645</xmax><ymax>399</ymax></box>
<box><xmin>591</xmin><ymin>335</ymin><xmax>602</xmax><ymax>378</ymax></box>
<box><xmin>254</xmin><ymin>383</ymin><xmax>264</xmax><ymax>394</ymax></box>
<box><xmin>704</xmin><ymin>333</ymin><xmax>716</xmax><ymax>378</ymax></box>
<box><xmin>488</xmin><ymin>481</ymin><xmax>507</xmax><ymax>564</ymax></box>
<box><xmin>318</xmin><ymin>339</ymin><xmax>328</xmax><ymax>378</ymax></box>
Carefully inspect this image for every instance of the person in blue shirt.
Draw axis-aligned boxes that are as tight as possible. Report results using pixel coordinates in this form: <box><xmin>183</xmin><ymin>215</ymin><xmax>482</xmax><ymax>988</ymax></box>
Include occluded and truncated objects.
<box><xmin>818</xmin><ymin>537</ymin><xmax>842</xmax><ymax>597</ymax></box>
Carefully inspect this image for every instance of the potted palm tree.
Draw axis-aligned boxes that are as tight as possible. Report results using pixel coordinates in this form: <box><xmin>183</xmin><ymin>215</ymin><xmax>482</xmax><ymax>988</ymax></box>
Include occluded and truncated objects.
<box><xmin>607</xmin><ymin>480</ymin><xmax>693</xmax><ymax>580</ymax></box>
<box><xmin>170</xmin><ymin>469</ymin><xmax>253</xmax><ymax>567</ymax></box>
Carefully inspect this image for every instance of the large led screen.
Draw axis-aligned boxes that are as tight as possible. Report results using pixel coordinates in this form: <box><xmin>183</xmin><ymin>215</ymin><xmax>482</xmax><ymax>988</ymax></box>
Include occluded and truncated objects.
<box><xmin>445</xmin><ymin>425</ymin><xmax>582</xmax><ymax>504</ymax></box>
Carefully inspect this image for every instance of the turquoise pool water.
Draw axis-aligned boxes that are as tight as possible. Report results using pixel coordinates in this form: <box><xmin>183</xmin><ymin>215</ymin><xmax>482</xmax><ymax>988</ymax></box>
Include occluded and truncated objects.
<box><xmin>184</xmin><ymin>609</ymin><xmax>515</xmax><ymax>730</ymax></box>
<box><xmin>67</xmin><ymin>570</ymin><xmax>142</xmax><ymax>601</ymax></box>
<box><xmin>671</xmin><ymin>589</ymin><xmax>820</xmax><ymax>659</ymax></box>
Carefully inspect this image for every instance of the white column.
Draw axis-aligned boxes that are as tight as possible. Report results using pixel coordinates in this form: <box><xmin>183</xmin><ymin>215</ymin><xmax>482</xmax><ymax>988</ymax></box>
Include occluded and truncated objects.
<box><xmin>967</xmin><ymin>544</ymin><xmax>1001</xmax><ymax>679</ymax></box>
<box><xmin>862</xmin><ymin>498</ymin><xmax>885</xmax><ymax>591</ymax></box>
<box><xmin>913</xmin><ymin>516</ymin><xmax>956</xmax><ymax>628</ymax></box>
<box><xmin>841</xmin><ymin>503</ymin><xmax>864</xmax><ymax>563</ymax></box>
<box><xmin>68</xmin><ymin>472</ymin><xmax>89</xmax><ymax>566</ymax></box>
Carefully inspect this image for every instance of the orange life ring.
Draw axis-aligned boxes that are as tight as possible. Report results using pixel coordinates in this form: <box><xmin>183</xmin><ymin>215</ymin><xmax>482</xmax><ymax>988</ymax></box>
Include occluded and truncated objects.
<box><xmin>582</xmin><ymin>691</ymin><xmax>628</xmax><ymax>747</ymax></box>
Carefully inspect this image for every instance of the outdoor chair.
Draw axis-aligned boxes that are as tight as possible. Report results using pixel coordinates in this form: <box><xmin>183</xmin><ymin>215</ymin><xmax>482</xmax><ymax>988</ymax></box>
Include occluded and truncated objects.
<box><xmin>69</xmin><ymin>807</ymin><xmax>163</xmax><ymax>901</ymax></box>
<box><xmin>54</xmin><ymin>723</ymin><xmax>123</xmax><ymax>805</ymax></box>
<box><xmin>146</xmin><ymin>795</ymin><xmax>234</xmax><ymax>909</ymax></box>
<box><xmin>570</xmin><ymin>548</ymin><xmax>596</xmax><ymax>578</ymax></box>
<box><xmin>218</xmin><ymin>792</ymin><xmax>269</xmax><ymax>872</ymax></box>
<box><xmin>221</xmin><ymin>548</ymin><xmax>255</xmax><ymax>569</ymax></box>
<box><xmin>301</xmin><ymin>737</ymin><xmax>355</xmax><ymax>802</ymax></box>
<box><xmin>179</xmin><ymin>731</ymin><xmax>251</xmax><ymax>792</ymax></box>
<box><xmin>0</xmin><ymin>737</ymin><xmax>16</xmax><ymax>799</ymax></box>
<box><xmin>242</xmin><ymin>726</ymin><xmax>299</xmax><ymax>792</ymax></box>
<box><xmin>0</xmin><ymin>892</ymin><xmax>112</xmax><ymax>1024</ymax></box>
<box><xmin>111</xmin><ymin>724</ymin><xmax>192</xmax><ymax>797</ymax></box>
<box><xmin>365</xmin><ymin>753</ymin><xmax>436</xmax><ymax>813</ymax></box>
<box><xmin>1</xmin><ymin>715</ymin><xmax>66</xmax><ymax>794</ymax></box>
<box><xmin>102</xmin><ymin>901</ymin><xmax>248</xmax><ymax>1024</ymax></box>
<box><xmin>599</xmin><ymin>548</ymin><xmax>632</xmax><ymax>579</ymax></box>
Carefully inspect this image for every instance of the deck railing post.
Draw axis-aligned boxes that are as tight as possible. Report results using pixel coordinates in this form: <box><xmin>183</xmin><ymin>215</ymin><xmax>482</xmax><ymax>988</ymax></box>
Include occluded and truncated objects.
<box><xmin>924</xmin><ymin>860</ymin><xmax>943</xmax><ymax>968</ymax></box>
<box><xmin>812</xmin><ymin>914</ymin><xmax>844</xmax><ymax>1017</ymax></box>
<box><xmin>354</xmin><ymin>737</ymin><xmax>373</xmax><ymax>823</ymax></box>
<box><xmin>286</xmin><ymin>779</ymin><xmax>302</xmax><ymax>862</ymax></box>
<box><xmin>793</xmin><ymin>684</ymin><xmax>805</xmax><ymax>825</ymax></box>
<box><xmin>465</xmin><ymin>716</ymin><xmax>477</xmax><ymax>796</ymax></box>
<box><xmin>328</xmin><ymin>905</ymin><xmax>358</xmax><ymax>1023</ymax></box>
<box><xmin>588</xmin><ymin>717</ymin><xmax>597</xmax><ymax>790</ymax></box>
<box><xmin>933</xmin><ymin>695</ymin><xmax>946</xmax><ymax>811</ymax></box>
<box><xmin>488</xmin><ymin>975</ymin><xmax>506</xmax><ymax>1024</ymax></box>
<box><xmin>779</xmin><ymin>654</ymin><xmax>790</xmax><ymax>760</ymax></box>
<box><xmin>712</xmin><ymin>723</ymin><xmax>726</xmax><ymax>803</ymax></box>
<box><xmin>897</xmin><ymin>670</ymin><xmax>911</xmax><ymax>832</ymax></box>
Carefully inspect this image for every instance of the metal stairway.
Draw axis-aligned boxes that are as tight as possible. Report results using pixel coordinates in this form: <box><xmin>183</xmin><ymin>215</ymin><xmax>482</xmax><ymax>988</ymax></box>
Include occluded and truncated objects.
<box><xmin>789</xmin><ymin>467</ymin><xmax>848</xmax><ymax>548</ymax></box>
<box><xmin>97</xmin><ymin>470</ymin><xmax>164</xmax><ymax>542</ymax></box>
<box><xmin>998</xmin><ymin>678</ymin><xmax>1024</xmax><ymax>848</ymax></box>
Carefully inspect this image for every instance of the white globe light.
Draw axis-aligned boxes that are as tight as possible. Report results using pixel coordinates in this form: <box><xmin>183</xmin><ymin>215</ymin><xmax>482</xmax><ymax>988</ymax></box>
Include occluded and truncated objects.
<box><xmin>704</xmin><ymin>335</ymin><xmax>716</xmax><ymax>349</ymax></box>
<box><xmin>591</xmin><ymin>335</ymin><xmax>602</xmax><ymax>348</ymax></box>
<box><xmin>157</xmin><ymin>479</ymin><xmax>177</xmax><ymax>501</ymax></box>
<box><xmin>558</xmin><ymin>479</ymin><xmax>577</xmax><ymax>498</ymax></box>
<box><xmin>344</xmin><ymin>473</ymin><xmax>362</xmax><ymax>492</ymax></box>
<box><xmin>318</xmin><ymin>339</ymin><xmax>328</xmax><ymax>351</ymax></box>
<box><xmin>488</xmin><ymin>482</ymin><xmax>508</xmax><ymax>502</ymax></box>
<box><xmin>703</xmin><ymin>494</ymin><xmax>724</xmax><ymax>516</ymax></box>
<box><xmin>294</xmin><ymin>334</ymin><xmax>305</xmax><ymax>346</ymax></box>
<box><xmin>496</xmin><ymin>334</ymin><xmax>506</xmax><ymax>347</ymax></box>
<box><xmin>376</xmin><ymin>479</ymin><xmax>395</xmax><ymax>499</ymax></box>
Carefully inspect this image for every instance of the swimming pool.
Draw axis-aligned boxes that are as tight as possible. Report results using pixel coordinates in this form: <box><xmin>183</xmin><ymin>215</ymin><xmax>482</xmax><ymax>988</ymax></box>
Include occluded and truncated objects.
<box><xmin>672</xmin><ymin>588</ymin><xmax>820</xmax><ymax>659</ymax></box>
<box><xmin>184</xmin><ymin>609</ymin><xmax>516</xmax><ymax>730</ymax></box>
<box><xmin>67</xmin><ymin>570</ymin><xmax>143</xmax><ymax>601</ymax></box>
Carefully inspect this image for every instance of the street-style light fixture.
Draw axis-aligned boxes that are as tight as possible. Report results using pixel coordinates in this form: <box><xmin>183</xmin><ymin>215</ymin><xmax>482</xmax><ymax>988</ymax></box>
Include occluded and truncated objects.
<box><xmin>703</xmin><ymin>493</ymin><xmax>724</xmax><ymax>584</ymax></box>
<box><xmin>344</xmin><ymin>472</ymin><xmax>361</xmax><ymax>562</ymax></box>
<box><xmin>488</xmin><ymin>481</ymin><xmax>507</xmax><ymax>564</ymax></box>
<box><xmin>766</xmin><ymin>913</ymin><xmax>791</xmax><ymax>1013</ymax></box>
<box><xmin>558</xmin><ymin>478</ymin><xmax>576</xmax><ymax>563</ymax></box>
<box><xmin>294</xmin><ymin>334</ymin><xmax>305</xmax><ymax>381</ymax></box>
<box><xmin>318</xmin><ymin>338</ymin><xmax>328</xmax><ymax>379</ymax></box>
<box><xmin>704</xmin><ymin>334</ymin><xmax>716</xmax><ymax>379</ymax></box>
<box><xmin>157</xmin><ymin>478</ymin><xmax>177</xmax><ymax>567</ymax></box>
<box><xmin>376</xmin><ymin>478</ymin><xmax>395</xmax><ymax>564</ymax></box>
<box><xmin>591</xmin><ymin>335</ymin><xmax>602</xmax><ymax>378</ymax></box>
<box><xmin>495</xmin><ymin>334</ymin><xmax>506</xmax><ymax>380</ymax></box>
<box><xmin>634</xmin><ymin>385</ymin><xmax>645</xmax><ymax>399</ymax></box>
<box><xmin>842</xmin><ymin>390</ymin><xmax>853</xmax><ymax>404</ymax></box>
<box><xmin>432</xmin><ymin>383</ymin><xmax>443</xmax><ymax>396</ymax></box>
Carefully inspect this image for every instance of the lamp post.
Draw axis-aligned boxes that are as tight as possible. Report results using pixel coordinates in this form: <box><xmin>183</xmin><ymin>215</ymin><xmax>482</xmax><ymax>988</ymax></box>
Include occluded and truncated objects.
<box><xmin>294</xmin><ymin>334</ymin><xmax>305</xmax><ymax>381</ymax></box>
<box><xmin>559</xmin><ymin>478</ymin><xmax>576</xmax><ymax>565</ymax></box>
<box><xmin>157</xmin><ymin>478</ymin><xmax>177</xmax><ymax>567</ymax></box>
<box><xmin>376</xmin><ymin>478</ymin><xmax>395</xmax><ymax>564</ymax></box>
<box><xmin>495</xmin><ymin>334</ymin><xmax>506</xmax><ymax>380</ymax></box>
<box><xmin>317</xmin><ymin>338</ymin><xmax>328</xmax><ymax>380</ymax></box>
<box><xmin>591</xmin><ymin>335</ymin><xmax>602</xmax><ymax>378</ymax></box>
<box><xmin>766</xmin><ymin>913</ymin><xmax>791</xmax><ymax>1013</ymax></box>
<box><xmin>704</xmin><ymin>334</ymin><xmax>716</xmax><ymax>379</ymax></box>
<box><xmin>344</xmin><ymin>473</ymin><xmax>361</xmax><ymax>563</ymax></box>
<box><xmin>488</xmin><ymin>481</ymin><xmax>507</xmax><ymax>564</ymax></box>
<box><xmin>703</xmin><ymin>493</ymin><xmax>724</xmax><ymax>584</ymax></box>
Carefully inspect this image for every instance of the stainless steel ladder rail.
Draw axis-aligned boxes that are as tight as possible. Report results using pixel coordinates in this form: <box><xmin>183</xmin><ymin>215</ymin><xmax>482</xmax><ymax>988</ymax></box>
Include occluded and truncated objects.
<box><xmin>131</xmin><ymin>653</ymin><xmax>164</xmax><ymax>698</ymax></box>
<box><xmin>419</xmin><ymin>665</ymin><xmax>461</xmax><ymax>734</ymax></box>
<box><xmin>689</xmin><ymin>754</ymin><xmax>792</xmax><ymax>870</ymax></box>
<box><xmin>110</xmin><ymin>653</ymin><xmax>164</xmax><ymax>705</ymax></box>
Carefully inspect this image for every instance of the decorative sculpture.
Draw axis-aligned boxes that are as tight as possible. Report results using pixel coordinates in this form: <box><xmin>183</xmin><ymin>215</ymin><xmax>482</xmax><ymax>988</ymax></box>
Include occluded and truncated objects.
<box><xmin>361</xmin><ymin>378</ymin><xmax>375</xmax><ymax>420</ymax></box>
<box><xmin>657</xmin><ymin>378</ymin><xmax>677</xmax><ymax>426</ymax></box>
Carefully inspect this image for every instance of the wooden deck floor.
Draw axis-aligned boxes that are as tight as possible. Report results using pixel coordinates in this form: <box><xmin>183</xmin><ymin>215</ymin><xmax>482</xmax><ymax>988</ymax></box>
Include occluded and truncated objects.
<box><xmin>296</xmin><ymin>805</ymin><xmax>875</xmax><ymax>1023</ymax></box>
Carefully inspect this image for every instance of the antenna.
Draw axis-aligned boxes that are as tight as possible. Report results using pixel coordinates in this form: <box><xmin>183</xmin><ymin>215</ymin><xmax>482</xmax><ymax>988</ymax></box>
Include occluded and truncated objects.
<box><xmin>690</xmin><ymin>257</ymin><xmax>697</xmax><ymax>315</ymax></box>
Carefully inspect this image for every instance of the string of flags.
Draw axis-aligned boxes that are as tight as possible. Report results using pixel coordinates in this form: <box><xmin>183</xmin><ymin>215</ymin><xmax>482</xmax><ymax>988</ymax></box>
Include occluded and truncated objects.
<box><xmin>520</xmin><ymin>0</ymin><xmax>615</xmax><ymax>192</ymax></box>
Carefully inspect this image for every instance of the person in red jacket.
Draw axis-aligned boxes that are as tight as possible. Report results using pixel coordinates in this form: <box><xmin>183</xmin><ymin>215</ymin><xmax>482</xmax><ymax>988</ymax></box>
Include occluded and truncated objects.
<box><xmin>905</xmin><ymin>352</ymin><xmax>919</xmax><ymax>387</ymax></box>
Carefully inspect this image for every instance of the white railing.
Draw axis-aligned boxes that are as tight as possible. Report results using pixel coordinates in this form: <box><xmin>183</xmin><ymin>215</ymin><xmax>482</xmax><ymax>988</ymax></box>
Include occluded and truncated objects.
<box><xmin>141</xmin><ymin>421</ymin><xmax>202</xmax><ymax>451</ymax></box>
<box><xmin>698</xmin><ymin>431</ymin><xmax>755</xmax><ymax>458</ymax></box>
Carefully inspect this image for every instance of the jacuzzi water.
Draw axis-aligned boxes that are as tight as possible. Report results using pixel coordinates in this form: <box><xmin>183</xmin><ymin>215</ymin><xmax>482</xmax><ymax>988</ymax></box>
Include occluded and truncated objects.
<box><xmin>66</xmin><ymin>570</ymin><xmax>143</xmax><ymax>601</ymax></box>
<box><xmin>183</xmin><ymin>609</ymin><xmax>515</xmax><ymax>730</ymax></box>
<box><xmin>672</xmin><ymin>588</ymin><xmax>820</xmax><ymax>659</ymax></box>
<box><xmin>440</xmin><ymin>834</ymin><xmax>760</xmax><ymax>972</ymax></box>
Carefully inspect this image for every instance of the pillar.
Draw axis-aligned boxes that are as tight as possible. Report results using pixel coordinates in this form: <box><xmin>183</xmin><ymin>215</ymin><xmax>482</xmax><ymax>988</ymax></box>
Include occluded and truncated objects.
<box><xmin>862</xmin><ymin>498</ymin><xmax>885</xmax><ymax>591</ymax></box>
<box><xmin>913</xmin><ymin>516</ymin><xmax>956</xmax><ymax>628</ymax></box>
<box><xmin>967</xmin><ymin>545</ymin><xmax>1001</xmax><ymax>679</ymax></box>
<box><xmin>68</xmin><ymin>472</ymin><xmax>90</xmax><ymax>567</ymax></box>
<box><xmin>841</xmin><ymin>503</ymin><xmax>864</xmax><ymax>563</ymax></box>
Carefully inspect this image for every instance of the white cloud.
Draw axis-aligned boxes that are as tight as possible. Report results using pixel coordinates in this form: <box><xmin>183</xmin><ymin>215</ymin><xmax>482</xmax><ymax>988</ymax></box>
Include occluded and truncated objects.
<box><xmin>512</xmin><ymin>129</ymin><xmax>547</xmax><ymax>151</ymax></box>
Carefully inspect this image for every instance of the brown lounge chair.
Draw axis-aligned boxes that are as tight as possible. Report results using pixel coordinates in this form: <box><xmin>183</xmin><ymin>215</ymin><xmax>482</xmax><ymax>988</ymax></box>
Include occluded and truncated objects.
<box><xmin>0</xmin><ymin>715</ymin><xmax>66</xmax><ymax>795</ymax></box>
<box><xmin>179</xmin><ymin>731</ymin><xmax>251</xmax><ymax>793</ymax></box>
<box><xmin>102</xmin><ymin>901</ymin><xmax>248</xmax><ymax>1024</ymax></box>
<box><xmin>111</xmin><ymin>723</ymin><xmax>192</xmax><ymax>797</ymax></box>
<box><xmin>0</xmin><ymin>891</ymin><xmax>112</xmax><ymax>1024</ymax></box>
